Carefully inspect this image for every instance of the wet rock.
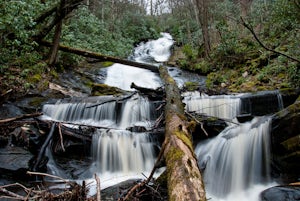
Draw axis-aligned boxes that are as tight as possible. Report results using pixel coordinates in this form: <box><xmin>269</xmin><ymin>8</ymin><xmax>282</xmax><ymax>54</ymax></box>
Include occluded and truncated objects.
<box><xmin>126</xmin><ymin>126</ymin><xmax>147</xmax><ymax>132</ymax></box>
<box><xmin>0</xmin><ymin>146</ymin><xmax>32</xmax><ymax>171</ymax></box>
<box><xmin>0</xmin><ymin>103</ymin><xmax>24</xmax><ymax>119</ymax></box>
<box><xmin>271</xmin><ymin>96</ymin><xmax>300</xmax><ymax>181</ymax></box>
<box><xmin>101</xmin><ymin>179</ymin><xmax>141</xmax><ymax>200</ymax></box>
<box><xmin>260</xmin><ymin>185</ymin><xmax>300</xmax><ymax>201</ymax></box>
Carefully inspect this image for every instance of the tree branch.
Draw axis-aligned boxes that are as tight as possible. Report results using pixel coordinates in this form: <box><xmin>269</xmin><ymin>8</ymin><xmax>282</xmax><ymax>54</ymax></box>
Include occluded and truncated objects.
<box><xmin>240</xmin><ymin>17</ymin><xmax>300</xmax><ymax>63</ymax></box>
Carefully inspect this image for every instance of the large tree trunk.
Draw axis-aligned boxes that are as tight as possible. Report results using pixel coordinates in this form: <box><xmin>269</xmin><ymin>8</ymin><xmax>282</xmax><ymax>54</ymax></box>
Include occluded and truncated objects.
<box><xmin>158</xmin><ymin>66</ymin><xmax>206</xmax><ymax>201</ymax></box>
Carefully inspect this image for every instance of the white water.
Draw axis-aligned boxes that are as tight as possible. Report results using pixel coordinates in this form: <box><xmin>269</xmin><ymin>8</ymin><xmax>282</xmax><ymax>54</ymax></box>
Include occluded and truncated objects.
<box><xmin>42</xmin><ymin>94</ymin><xmax>156</xmax><ymax>129</ymax></box>
<box><xmin>42</xmin><ymin>33</ymin><xmax>174</xmax><ymax>191</ymax></box>
<box><xmin>104</xmin><ymin>33</ymin><xmax>174</xmax><ymax>91</ymax></box>
<box><xmin>183</xmin><ymin>91</ymin><xmax>242</xmax><ymax>120</ymax></box>
<box><xmin>133</xmin><ymin>33</ymin><xmax>174</xmax><ymax>63</ymax></box>
<box><xmin>91</xmin><ymin>129</ymin><xmax>156</xmax><ymax>174</ymax></box>
<box><xmin>41</xmin><ymin>32</ymin><xmax>281</xmax><ymax>199</ymax></box>
<box><xmin>196</xmin><ymin>116</ymin><xmax>275</xmax><ymax>201</ymax></box>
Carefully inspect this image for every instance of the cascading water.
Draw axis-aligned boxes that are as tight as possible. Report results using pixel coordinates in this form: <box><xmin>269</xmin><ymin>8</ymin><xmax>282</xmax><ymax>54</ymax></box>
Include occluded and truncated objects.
<box><xmin>132</xmin><ymin>33</ymin><xmax>174</xmax><ymax>63</ymax></box>
<box><xmin>196</xmin><ymin>117</ymin><xmax>273</xmax><ymax>201</ymax></box>
<box><xmin>42</xmin><ymin>33</ymin><xmax>173</xmax><ymax>189</ymax></box>
<box><xmin>92</xmin><ymin>129</ymin><xmax>156</xmax><ymax>174</ymax></box>
<box><xmin>104</xmin><ymin>33</ymin><xmax>174</xmax><ymax>91</ymax></box>
<box><xmin>183</xmin><ymin>91</ymin><xmax>242</xmax><ymax>120</ymax></box>
<box><xmin>191</xmin><ymin>91</ymin><xmax>287</xmax><ymax>201</ymax></box>
<box><xmin>41</xmin><ymin>32</ymin><xmax>285</xmax><ymax>199</ymax></box>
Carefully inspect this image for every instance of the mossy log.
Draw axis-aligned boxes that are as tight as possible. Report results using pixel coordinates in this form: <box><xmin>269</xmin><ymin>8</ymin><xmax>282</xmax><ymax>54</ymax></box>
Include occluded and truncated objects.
<box><xmin>158</xmin><ymin>66</ymin><xmax>206</xmax><ymax>201</ymax></box>
<box><xmin>40</xmin><ymin>40</ymin><xmax>159</xmax><ymax>72</ymax></box>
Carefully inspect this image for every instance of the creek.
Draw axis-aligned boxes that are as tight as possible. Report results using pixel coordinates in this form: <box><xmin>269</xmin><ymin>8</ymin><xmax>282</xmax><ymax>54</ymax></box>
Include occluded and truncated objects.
<box><xmin>40</xmin><ymin>33</ymin><xmax>294</xmax><ymax>200</ymax></box>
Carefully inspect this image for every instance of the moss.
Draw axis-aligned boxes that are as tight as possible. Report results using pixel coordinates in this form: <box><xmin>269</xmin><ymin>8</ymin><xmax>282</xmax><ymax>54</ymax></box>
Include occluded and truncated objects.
<box><xmin>166</xmin><ymin>147</ymin><xmax>184</xmax><ymax>171</ymax></box>
<box><xmin>101</xmin><ymin>61</ymin><xmax>114</xmax><ymax>67</ymax></box>
<box><xmin>206</xmin><ymin>117</ymin><xmax>217</xmax><ymax>122</ymax></box>
<box><xmin>174</xmin><ymin>130</ymin><xmax>193</xmax><ymax>151</ymax></box>
<box><xmin>187</xmin><ymin>120</ymin><xmax>197</xmax><ymax>132</ymax></box>
<box><xmin>184</xmin><ymin>82</ymin><xmax>199</xmax><ymax>91</ymax></box>
<box><xmin>28</xmin><ymin>97</ymin><xmax>47</xmax><ymax>108</ymax></box>
<box><xmin>28</xmin><ymin>74</ymin><xmax>42</xmax><ymax>83</ymax></box>
<box><xmin>281</xmin><ymin>135</ymin><xmax>300</xmax><ymax>152</ymax></box>
<box><xmin>91</xmin><ymin>83</ymin><xmax>123</xmax><ymax>96</ymax></box>
<box><xmin>166</xmin><ymin>147</ymin><xmax>184</xmax><ymax>200</ymax></box>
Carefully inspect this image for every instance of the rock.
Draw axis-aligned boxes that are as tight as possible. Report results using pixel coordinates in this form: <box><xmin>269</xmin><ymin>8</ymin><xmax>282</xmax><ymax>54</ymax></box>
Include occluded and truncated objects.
<box><xmin>221</xmin><ymin>82</ymin><xmax>227</xmax><ymax>88</ymax></box>
<box><xmin>260</xmin><ymin>185</ymin><xmax>300</xmax><ymax>201</ymax></box>
<box><xmin>126</xmin><ymin>126</ymin><xmax>147</xmax><ymax>132</ymax></box>
<box><xmin>0</xmin><ymin>146</ymin><xmax>33</xmax><ymax>171</ymax></box>
<box><xmin>242</xmin><ymin>71</ymin><xmax>248</xmax><ymax>78</ymax></box>
<box><xmin>271</xmin><ymin>96</ymin><xmax>300</xmax><ymax>181</ymax></box>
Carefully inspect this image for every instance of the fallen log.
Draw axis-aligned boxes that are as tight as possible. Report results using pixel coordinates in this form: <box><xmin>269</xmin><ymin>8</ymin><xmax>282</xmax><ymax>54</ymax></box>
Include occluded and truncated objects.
<box><xmin>158</xmin><ymin>66</ymin><xmax>206</xmax><ymax>201</ymax></box>
<box><xmin>0</xmin><ymin>112</ymin><xmax>43</xmax><ymax>124</ymax></box>
<box><xmin>40</xmin><ymin>40</ymin><xmax>159</xmax><ymax>73</ymax></box>
<box><xmin>130</xmin><ymin>82</ymin><xmax>164</xmax><ymax>101</ymax></box>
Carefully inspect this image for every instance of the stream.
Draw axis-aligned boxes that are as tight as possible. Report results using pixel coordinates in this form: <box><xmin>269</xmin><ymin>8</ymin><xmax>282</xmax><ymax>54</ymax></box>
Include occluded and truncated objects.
<box><xmin>41</xmin><ymin>33</ymin><xmax>290</xmax><ymax>200</ymax></box>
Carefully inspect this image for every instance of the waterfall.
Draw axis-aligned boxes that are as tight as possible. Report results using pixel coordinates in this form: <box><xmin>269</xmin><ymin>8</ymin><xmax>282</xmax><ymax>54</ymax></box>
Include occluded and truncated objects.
<box><xmin>196</xmin><ymin>116</ymin><xmax>273</xmax><ymax>201</ymax></box>
<box><xmin>132</xmin><ymin>32</ymin><xmax>174</xmax><ymax>63</ymax></box>
<box><xmin>104</xmin><ymin>33</ymin><xmax>174</xmax><ymax>91</ymax></box>
<box><xmin>42</xmin><ymin>94</ymin><xmax>157</xmax><ymax>130</ymax></box>
<box><xmin>41</xmin><ymin>33</ymin><xmax>174</xmax><ymax>188</ymax></box>
<box><xmin>183</xmin><ymin>91</ymin><xmax>242</xmax><ymax>120</ymax></box>
<box><xmin>92</xmin><ymin>129</ymin><xmax>156</xmax><ymax>174</ymax></box>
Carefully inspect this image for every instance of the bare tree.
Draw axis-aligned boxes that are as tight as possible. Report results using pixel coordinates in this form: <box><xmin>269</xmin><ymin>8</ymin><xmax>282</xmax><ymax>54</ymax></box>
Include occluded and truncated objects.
<box><xmin>192</xmin><ymin>0</ymin><xmax>211</xmax><ymax>58</ymax></box>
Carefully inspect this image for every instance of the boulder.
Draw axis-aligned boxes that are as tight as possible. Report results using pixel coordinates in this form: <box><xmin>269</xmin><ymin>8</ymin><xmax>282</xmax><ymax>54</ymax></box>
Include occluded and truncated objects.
<box><xmin>260</xmin><ymin>185</ymin><xmax>300</xmax><ymax>201</ymax></box>
<box><xmin>271</xmin><ymin>95</ymin><xmax>300</xmax><ymax>181</ymax></box>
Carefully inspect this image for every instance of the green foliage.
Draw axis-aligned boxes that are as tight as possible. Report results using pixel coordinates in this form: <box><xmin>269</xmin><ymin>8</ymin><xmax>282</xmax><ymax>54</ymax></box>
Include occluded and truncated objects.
<box><xmin>287</xmin><ymin>63</ymin><xmax>300</xmax><ymax>88</ymax></box>
<box><xmin>184</xmin><ymin>82</ymin><xmax>199</xmax><ymax>91</ymax></box>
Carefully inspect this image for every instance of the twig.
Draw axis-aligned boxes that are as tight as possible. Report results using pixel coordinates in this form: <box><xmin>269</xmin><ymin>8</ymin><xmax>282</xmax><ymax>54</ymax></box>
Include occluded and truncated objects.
<box><xmin>58</xmin><ymin>123</ymin><xmax>66</xmax><ymax>152</ymax></box>
<box><xmin>240</xmin><ymin>17</ymin><xmax>300</xmax><ymax>63</ymax></box>
<box><xmin>86</xmin><ymin>92</ymin><xmax>137</xmax><ymax>108</ymax></box>
<box><xmin>0</xmin><ymin>187</ymin><xmax>26</xmax><ymax>200</ymax></box>
<box><xmin>95</xmin><ymin>174</ymin><xmax>101</xmax><ymax>201</ymax></box>
<box><xmin>185</xmin><ymin>112</ymin><xmax>209</xmax><ymax>136</ymax></box>
<box><xmin>0</xmin><ymin>89</ymin><xmax>12</xmax><ymax>97</ymax></box>
<box><xmin>27</xmin><ymin>171</ymin><xmax>71</xmax><ymax>185</ymax></box>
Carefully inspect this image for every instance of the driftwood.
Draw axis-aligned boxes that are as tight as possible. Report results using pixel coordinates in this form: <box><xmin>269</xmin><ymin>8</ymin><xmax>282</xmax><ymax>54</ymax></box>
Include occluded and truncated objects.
<box><xmin>130</xmin><ymin>82</ymin><xmax>165</xmax><ymax>101</ymax></box>
<box><xmin>158</xmin><ymin>66</ymin><xmax>206</xmax><ymax>201</ymax></box>
<box><xmin>0</xmin><ymin>112</ymin><xmax>43</xmax><ymax>124</ymax></box>
<box><xmin>0</xmin><ymin>172</ymin><xmax>88</xmax><ymax>200</ymax></box>
<box><xmin>86</xmin><ymin>92</ymin><xmax>137</xmax><ymax>108</ymax></box>
<box><xmin>39</xmin><ymin>40</ymin><xmax>159</xmax><ymax>72</ymax></box>
<box><xmin>95</xmin><ymin>174</ymin><xmax>101</xmax><ymax>201</ymax></box>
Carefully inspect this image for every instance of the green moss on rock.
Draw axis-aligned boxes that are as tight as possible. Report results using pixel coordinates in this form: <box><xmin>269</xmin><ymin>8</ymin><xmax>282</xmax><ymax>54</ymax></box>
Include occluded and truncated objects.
<box><xmin>91</xmin><ymin>83</ymin><xmax>124</xmax><ymax>96</ymax></box>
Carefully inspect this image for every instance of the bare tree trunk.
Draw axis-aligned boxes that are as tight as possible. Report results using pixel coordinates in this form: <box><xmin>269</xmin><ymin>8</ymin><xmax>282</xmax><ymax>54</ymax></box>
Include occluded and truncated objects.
<box><xmin>48</xmin><ymin>20</ymin><xmax>63</xmax><ymax>65</ymax></box>
<box><xmin>48</xmin><ymin>0</ymin><xmax>65</xmax><ymax>65</ymax></box>
<box><xmin>192</xmin><ymin>0</ymin><xmax>211</xmax><ymax>58</ymax></box>
<box><xmin>33</xmin><ymin>0</ymin><xmax>83</xmax><ymax>42</ymax></box>
<box><xmin>158</xmin><ymin>66</ymin><xmax>206</xmax><ymax>201</ymax></box>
